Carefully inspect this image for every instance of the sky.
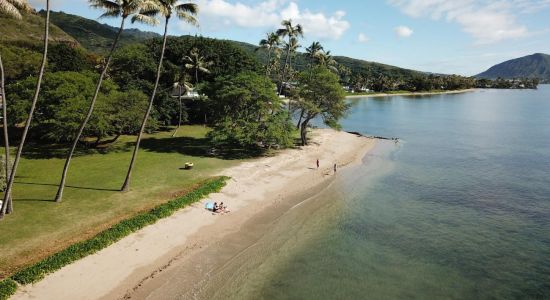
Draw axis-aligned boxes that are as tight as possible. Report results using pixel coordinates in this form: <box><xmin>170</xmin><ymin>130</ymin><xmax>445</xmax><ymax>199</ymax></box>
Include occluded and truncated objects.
<box><xmin>29</xmin><ymin>0</ymin><xmax>550</xmax><ymax>76</ymax></box>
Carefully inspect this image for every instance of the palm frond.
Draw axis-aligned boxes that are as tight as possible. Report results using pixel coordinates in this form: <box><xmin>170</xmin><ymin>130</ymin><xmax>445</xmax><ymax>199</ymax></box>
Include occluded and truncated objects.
<box><xmin>99</xmin><ymin>9</ymin><xmax>121</xmax><ymax>18</ymax></box>
<box><xmin>7</xmin><ymin>0</ymin><xmax>32</xmax><ymax>12</ymax></box>
<box><xmin>175</xmin><ymin>3</ymin><xmax>198</xmax><ymax>25</ymax></box>
<box><xmin>89</xmin><ymin>0</ymin><xmax>120</xmax><ymax>11</ymax></box>
<box><xmin>0</xmin><ymin>1</ymin><xmax>22</xmax><ymax>19</ymax></box>
<box><xmin>131</xmin><ymin>10</ymin><xmax>159</xmax><ymax>25</ymax></box>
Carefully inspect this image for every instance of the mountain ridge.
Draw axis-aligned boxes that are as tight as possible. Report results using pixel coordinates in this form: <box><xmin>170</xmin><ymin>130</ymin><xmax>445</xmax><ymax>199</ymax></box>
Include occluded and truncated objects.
<box><xmin>476</xmin><ymin>53</ymin><xmax>550</xmax><ymax>82</ymax></box>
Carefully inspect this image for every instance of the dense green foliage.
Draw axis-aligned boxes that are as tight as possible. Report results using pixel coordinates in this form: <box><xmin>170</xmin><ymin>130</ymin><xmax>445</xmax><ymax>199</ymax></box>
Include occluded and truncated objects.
<box><xmin>205</xmin><ymin>72</ymin><xmax>293</xmax><ymax>148</ymax></box>
<box><xmin>294</xmin><ymin>67</ymin><xmax>348</xmax><ymax>145</ymax></box>
<box><xmin>10</xmin><ymin>176</ymin><xmax>228</xmax><ymax>285</ymax></box>
<box><xmin>0</xmin><ymin>42</ymin><xmax>94</xmax><ymax>82</ymax></box>
<box><xmin>6</xmin><ymin>71</ymin><xmax>152</xmax><ymax>143</ymax></box>
<box><xmin>477</xmin><ymin>53</ymin><xmax>550</xmax><ymax>82</ymax></box>
<box><xmin>0</xmin><ymin>279</ymin><xmax>17</xmax><ymax>300</ymax></box>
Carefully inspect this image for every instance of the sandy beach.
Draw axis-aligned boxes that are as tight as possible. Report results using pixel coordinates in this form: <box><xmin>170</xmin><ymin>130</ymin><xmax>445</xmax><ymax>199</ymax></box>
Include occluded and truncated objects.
<box><xmin>345</xmin><ymin>89</ymin><xmax>476</xmax><ymax>99</ymax></box>
<box><xmin>11</xmin><ymin>129</ymin><xmax>376</xmax><ymax>300</ymax></box>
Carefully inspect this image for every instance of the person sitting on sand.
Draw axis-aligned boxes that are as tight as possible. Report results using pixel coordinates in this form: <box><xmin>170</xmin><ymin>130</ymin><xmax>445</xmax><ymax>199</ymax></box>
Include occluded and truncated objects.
<box><xmin>213</xmin><ymin>202</ymin><xmax>219</xmax><ymax>213</ymax></box>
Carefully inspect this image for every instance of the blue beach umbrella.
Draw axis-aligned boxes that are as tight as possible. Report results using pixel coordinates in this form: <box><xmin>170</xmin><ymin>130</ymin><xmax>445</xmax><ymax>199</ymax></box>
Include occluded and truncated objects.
<box><xmin>205</xmin><ymin>202</ymin><xmax>214</xmax><ymax>210</ymax></box>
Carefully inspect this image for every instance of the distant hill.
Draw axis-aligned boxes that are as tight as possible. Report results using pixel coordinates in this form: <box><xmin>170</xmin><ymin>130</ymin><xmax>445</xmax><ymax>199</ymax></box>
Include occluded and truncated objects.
<box><xmin>476</xmin><ymin>53</ymin><xmax>550</xmax><ymax>82</ymax></box>
<box><xmin>0</xmin><ymin>11</ymin><xmax>77</xmax><ymax>45</ymax></box>
<box><xmin>41</xmin><ymin>10</ymin><xmax>161</xmax><ymax>54</ymax></box>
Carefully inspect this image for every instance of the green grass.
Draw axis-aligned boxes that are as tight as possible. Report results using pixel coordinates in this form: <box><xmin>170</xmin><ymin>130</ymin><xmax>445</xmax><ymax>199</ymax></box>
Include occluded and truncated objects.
<box><xmin>10</xmin><ymin>176</ymin><xmax>229</xmax><ymax>285</ymax></box>
<box><xmin>0</xmin><ymin>126</ymin><xmax>242</xmax><ymax>278</ymax></box>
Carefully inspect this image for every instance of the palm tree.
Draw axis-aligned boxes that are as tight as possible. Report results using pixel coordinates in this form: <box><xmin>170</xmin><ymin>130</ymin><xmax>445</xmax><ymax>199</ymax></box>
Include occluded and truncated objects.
<box><xmin>121</xmin><ymin>0</ymin><xmax>198</xmax><ymax>192</ymax></box>
<box><xmin>276</xmin><ymin>19</ymin><xmax>303</xmax><ymax>96</ymax></box>
<box><xmin>184</xmin><ymin>47</ymin><xmax>212</xmax><ymax>84</ymax></box>
<box><xmin>0</xmin><ymin>0</ymin><xmax>32</xmax><ymax>217</ymax></box>
<box><xmin>305</xmin><ymin>41</ymin><xmax>323</xmax><ymax>65</ymax></box>
<box><xmin>54</xmin><ymin>0</ymin><xmax>159</xmax><ymax>202</ymax></box>
<box><xmin>1</xmin><ymin>0</ymin><xmax>49</xmax><ymax>219</ymax></box>
<box><xmin>257</xmin><ymin>32</ymin><xmax>280</xmax><ymax>77</ymax></box>
<box><xmin>317</xmin><ymin>50</ymin><xmax>339</xmax><ymax>73</ymax></box>
<box><xmin>172</xmin><ymin>74</ymin><xmax>192</xmax><ymax>137</ymax></box>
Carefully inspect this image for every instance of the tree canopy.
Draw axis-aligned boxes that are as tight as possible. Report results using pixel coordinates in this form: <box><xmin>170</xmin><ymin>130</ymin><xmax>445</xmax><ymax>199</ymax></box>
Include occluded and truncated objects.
<box><xmin>205</xmin><ymin>71</ymin><xmax>293</xmax><ymax>148</ymax></box>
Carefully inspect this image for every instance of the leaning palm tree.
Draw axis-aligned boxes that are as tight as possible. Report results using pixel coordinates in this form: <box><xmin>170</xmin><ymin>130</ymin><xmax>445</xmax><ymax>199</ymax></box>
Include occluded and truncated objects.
<box><xmin>1</xmin><ymin>0</ymin><xmax>49</xmax><ymax>219</ymax></box>
<box><xmin>276</xmin><ymin>19</ymin><xmax>303</xmax><ymax>96</ymax></box>
<box><xmin>121</xmin><ymin>0</ymin><xmax>198</xmax><ymax>192</ymax></box>
<box><xmin>0</xmin><ymin>0</ymin><xmax>32</xmax><ymax>217</ymax></box>
<box><xmin>54</xmin><ymin>0</ymin><xmax>159</xmax><ymax>202</ymax></box>
<box><xmin>184</xmin><ymin>47</ymin><xmax>212</xmax><ymax>84</ymax></box>
<box><xmin>256</xmin><ymin>32</ymin><xmax>280</xmax><ymax>77</ymax></box>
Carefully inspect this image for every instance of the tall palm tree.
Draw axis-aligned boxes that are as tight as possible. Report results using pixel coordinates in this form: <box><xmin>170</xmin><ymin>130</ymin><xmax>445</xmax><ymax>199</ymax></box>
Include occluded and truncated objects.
<box><xmin>184</xmin><ymin>47</ymin><xmax>212</xmax><ymax>84</ymax></box>
<box><xmin>121</xmin><ymin>0</ymin><xmax>198</xmax><ymax>192</ymax></box>
<box><xmin>172</xmin><ymin>74</ymin><xmax>192</xmax><ymax>137</ymax></box>
<box><xmin>0</xmin><ymin>0</ymin><xmax>32</xmax><ymax>217</ymax></box>
<box><xmin>1</xmin><ymin>0</ymin><xmax>49</xmax><ymax>219</ymax></box>
<box><xmin>276</xmin><ymin>19</ymin><xmax>303</xmax><ymax>96</ymax></box>
<box><xmin>256</xmin><ymin>32</ymin><xmax>280</xmax><ymax>77</ymax></box>
<box><xmin>54</xmin><ymin>0</ymin><xmax>159</xmax><ymax>202</ymax></box>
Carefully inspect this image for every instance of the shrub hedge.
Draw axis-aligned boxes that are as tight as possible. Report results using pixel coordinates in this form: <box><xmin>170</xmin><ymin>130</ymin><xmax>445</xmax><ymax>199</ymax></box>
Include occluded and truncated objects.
<box><xmin>0</xmin><ymin>279</ymin><xmax>17</xmax><ymax>300</ymax></box>
<box><xmin>3</xmin><ymin>176</ymin><xmax>228</xmax><ymax>292</ymax></box>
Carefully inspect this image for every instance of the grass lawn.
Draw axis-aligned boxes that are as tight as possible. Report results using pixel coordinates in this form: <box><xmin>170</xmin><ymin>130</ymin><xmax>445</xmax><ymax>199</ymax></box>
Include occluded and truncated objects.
<box><xmin>0</xmin><ymin>126</ymin><xmax>244</xmax><ymax>278</ymax></box>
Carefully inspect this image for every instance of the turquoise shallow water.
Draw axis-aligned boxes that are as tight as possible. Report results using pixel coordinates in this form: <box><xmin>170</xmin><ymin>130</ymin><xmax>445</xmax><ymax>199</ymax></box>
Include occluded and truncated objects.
<box><xmin>207</xmin><ymin>87</ymin><xmax>550</xmax><ymax>299</ymax></box>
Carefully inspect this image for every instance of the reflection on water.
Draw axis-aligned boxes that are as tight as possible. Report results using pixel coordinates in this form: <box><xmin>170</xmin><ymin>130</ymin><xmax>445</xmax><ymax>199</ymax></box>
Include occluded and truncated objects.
<box><xmin>205</xmin><ymin>88</ymin><xmax>550</xmax><ymax>299</ymax></box>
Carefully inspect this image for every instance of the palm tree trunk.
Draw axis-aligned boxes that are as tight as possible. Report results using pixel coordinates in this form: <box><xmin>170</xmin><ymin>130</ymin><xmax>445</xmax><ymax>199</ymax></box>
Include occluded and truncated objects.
<box><xmin>278</xmin><ymin>45</ymin><xmax>291</xmax><ymax>96</ymax></box>
<box><xmin>54</xmin><ymin>17</ymin><xmax>127</xmax><ymax>203</ymax></box>
<box><xmin>265</xmin><ymin>48</ymin><xmax>272</xmax><ymax>77</ymax></box>
<box><xmin>0</xmin><ymin>54</ymin><xmax>12</xmax><ymax>216</ymax></box>
<box><xmin>172</xmin><ymin>88</ymin><xmax>182</xmax><ymax>137</ymax></box>
<box><xmin>195</xmin><ymin>67</ymin><xmax>198</xmax><ymax>85</ymax></box>
<box><xmin>287</xmin><ymin>51</ymin><xmax>293</xmax><ymax>113</ymax></box>
<box><xmin>1</xmin><ymin>1</ymin><xmax>50</xmax><ymax>218</ymax></box>
<box><xmin>121</xmin><ymin>16</ymin><xmax>169</xmax><ymax>192</ymax></box>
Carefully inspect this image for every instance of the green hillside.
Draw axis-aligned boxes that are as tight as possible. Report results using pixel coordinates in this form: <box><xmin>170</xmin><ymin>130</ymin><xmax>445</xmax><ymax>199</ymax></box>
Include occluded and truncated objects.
<box><xmin>43</xmin><ymin>10</ymin><xmax>424</xmax><ymax>80</ymax></box>
<box><xmin>41</xmin><ymin>10</ymin><xmax>161</xmax><ymax>54</ymax></box>
<box><xmin>0</xmin><ymin>11</ymin><xmax>76</xmax><ymax>45</ymax></box>
<box><xmin>476</xmin><ymin>53</ymin><xmax>550</xmax><ymax>81</ymax></box>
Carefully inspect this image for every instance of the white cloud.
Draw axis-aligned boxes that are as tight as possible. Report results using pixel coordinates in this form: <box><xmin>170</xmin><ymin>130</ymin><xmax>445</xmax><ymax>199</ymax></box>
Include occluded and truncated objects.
<box><xmin>357</xmin><ymin>33</ymin><xmax>369</xmax><ymax>43</ymax></box>
<box><xmin>387</xmin><ymin>0</ymin><xmax>541</xmax><ymax>44</ymax></box>
<box><xmin>394</xmin><ymin>25</ymin><xmax>413</xmax><ymax>37</ymax></box>
<box><xmin>194</xmin><ymin>0</ymin><xmax>350</xmax><ymax>40</ymax></box>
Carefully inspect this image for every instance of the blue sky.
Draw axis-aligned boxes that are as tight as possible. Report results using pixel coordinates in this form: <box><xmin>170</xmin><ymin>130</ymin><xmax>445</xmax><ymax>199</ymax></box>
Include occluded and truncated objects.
<box><xmin>30</xmin><ymin>0</ymin><xmax>550</xmax><ymax>75</ymax></box>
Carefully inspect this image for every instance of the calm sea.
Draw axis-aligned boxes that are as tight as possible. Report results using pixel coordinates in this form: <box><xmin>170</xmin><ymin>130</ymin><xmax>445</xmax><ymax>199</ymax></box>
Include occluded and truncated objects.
<box><xmin>204</xmin><ymin>87</ymin><xmax>550</xmax><ymax>299</ymax></box>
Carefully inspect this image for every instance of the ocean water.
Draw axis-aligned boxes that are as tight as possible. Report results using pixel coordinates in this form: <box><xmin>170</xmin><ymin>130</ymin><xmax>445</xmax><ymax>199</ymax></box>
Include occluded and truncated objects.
<box><xmin>203</xmin><ymin>87</ymin><xmax>550</xmax><ymax>299</ymax></box>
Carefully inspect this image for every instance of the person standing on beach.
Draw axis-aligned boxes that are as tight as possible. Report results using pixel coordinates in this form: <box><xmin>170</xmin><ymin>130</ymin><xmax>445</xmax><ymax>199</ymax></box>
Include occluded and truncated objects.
<box><xmin>316</xmin><ymin>159</ymin><xmax>320</xmax><ymax>169</ymax></box>
<box><xmin>334</xmin><ymin>163</ymin><xmax>337</xmax><ymax>174</ymax></box>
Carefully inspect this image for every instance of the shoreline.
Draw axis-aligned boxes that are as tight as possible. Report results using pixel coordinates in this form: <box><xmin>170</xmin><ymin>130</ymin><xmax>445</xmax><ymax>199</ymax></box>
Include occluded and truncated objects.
<box><xmin>345</xmin><ymin>88</ymin><xmax>476</xmax><ymax>99</ymax></box>
<box><xmin>11</xmin><ymin>129</ymin><xmax>376</xmax><ymax>300</ymax></box>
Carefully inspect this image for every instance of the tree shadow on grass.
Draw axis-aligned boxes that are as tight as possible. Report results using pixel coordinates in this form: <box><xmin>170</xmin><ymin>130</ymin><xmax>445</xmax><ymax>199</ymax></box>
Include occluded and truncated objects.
<box><xmin>138</xmin><ymin>136</ymin><xmax>266</xmax><ymax>160</ymax></box>
<box><xmin>20</xmin><ymin>141</ymin><xmax>132</xmax><ymax>160</ymax></box>
<box><xmin>14</xmin><ymin>198</ymin><xmax>56</xmax><ymax>202</ymax></box>
<box><xmin>18</xmin><ymin>134</ymin><xmax>265</xmax><ymax>160</ymax></box>
<box><xmin>14</xmin><ymin>181</ymin><xmax>120</xmax><ymax>192</ymax></box>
